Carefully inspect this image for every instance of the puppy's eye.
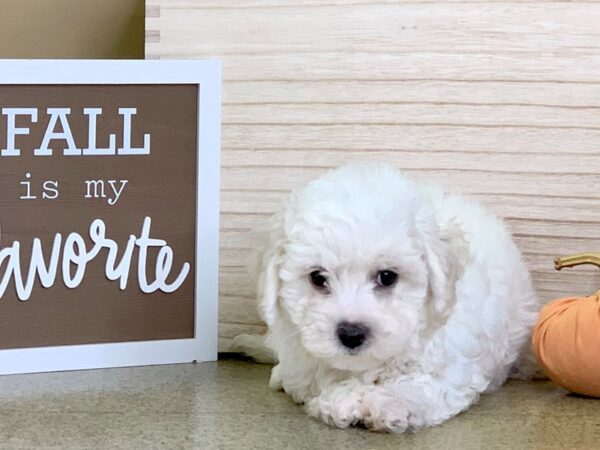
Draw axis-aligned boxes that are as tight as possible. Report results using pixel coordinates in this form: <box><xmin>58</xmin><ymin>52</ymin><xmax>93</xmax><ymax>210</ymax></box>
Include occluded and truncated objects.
<box><xmin>309</xmin><ymin>270</ymin><xmax>328</xmax><ymax>290</ymax></box>
<box><xmin>376</xmin><ymin>270</ymin><xmax>398</xmax><ymax>288</ymax></box>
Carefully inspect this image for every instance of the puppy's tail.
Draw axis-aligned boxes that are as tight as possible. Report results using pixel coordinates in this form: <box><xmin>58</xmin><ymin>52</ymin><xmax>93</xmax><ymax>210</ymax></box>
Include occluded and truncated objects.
<box><xmin>231</xmin><ymin>334</ymin><xmax>278</xmax><ymax>364</ymax></box>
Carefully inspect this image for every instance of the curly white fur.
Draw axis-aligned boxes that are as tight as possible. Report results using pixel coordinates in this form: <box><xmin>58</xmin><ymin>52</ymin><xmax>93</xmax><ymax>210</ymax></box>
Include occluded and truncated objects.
<box><xmin>233</xmin><ymin>164</ymin><xmax>539</xmax><ymax>433</ymax></box>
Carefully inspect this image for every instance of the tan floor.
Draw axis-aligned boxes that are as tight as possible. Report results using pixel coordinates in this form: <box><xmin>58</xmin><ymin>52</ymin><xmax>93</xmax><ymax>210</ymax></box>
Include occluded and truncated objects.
<box><xmin>0</xmin><ymin>356</ymin><xmax>598</xmax><ymax>450</ymax></box>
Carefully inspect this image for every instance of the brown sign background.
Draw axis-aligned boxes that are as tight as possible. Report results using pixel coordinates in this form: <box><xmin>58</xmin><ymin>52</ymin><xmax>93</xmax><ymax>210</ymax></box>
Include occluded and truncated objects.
<box><xmin>0</xmin><ymin>85</ymin><xmax>197</xmax><ymax>349</ymax></box>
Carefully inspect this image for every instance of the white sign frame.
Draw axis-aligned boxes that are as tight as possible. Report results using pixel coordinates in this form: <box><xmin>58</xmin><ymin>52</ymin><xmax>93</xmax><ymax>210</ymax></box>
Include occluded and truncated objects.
<box><xmin>0</xmin><ymin>60</ymin><xmax>221</xmax><ymax>375</ymax></box>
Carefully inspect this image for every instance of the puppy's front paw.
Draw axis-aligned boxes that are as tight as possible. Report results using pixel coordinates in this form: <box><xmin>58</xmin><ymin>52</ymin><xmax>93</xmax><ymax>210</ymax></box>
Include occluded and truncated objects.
<box><xmin>361</xmin><ymin>392</ymin><xmax>412</xmax><ymax>433</ymax></box>
<box><xmin>306</xmin><ymin>396</ymin><xmax>363</xmax><ymax>429</ymax></box>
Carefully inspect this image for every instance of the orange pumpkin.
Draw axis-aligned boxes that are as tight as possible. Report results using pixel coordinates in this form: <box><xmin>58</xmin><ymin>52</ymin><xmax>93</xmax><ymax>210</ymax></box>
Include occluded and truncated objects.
<box><xmin>532</xmin><ymin>253</ymin><xmax>600</xmax><ymax>397</ymax></box>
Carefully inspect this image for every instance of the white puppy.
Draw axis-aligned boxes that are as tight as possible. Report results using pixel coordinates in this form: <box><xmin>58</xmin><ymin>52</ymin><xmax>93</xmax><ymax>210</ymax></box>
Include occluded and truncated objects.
<box><xmin>234</xmin><ymin>164</ymin><xmax>538</xmax><ymax>432</ymax></box>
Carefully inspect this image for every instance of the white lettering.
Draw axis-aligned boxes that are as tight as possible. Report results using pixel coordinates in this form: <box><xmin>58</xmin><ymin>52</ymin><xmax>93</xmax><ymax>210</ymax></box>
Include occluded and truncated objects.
<box><xmin>42</xmin><ymin>180</ymin><xmax>59</xmax><ymax>200</ymax></box>
<box><xmin>0</xmin><ymin>217</ymin><xmax>190</xmax><ymax>300</ymax></box>
<box><xmin>20</xmin><ymin>173</ymin><xmax>36</xmax><ymax>200</ymax></box>
<box><xmin>83</xmin><ymin>108</ymin><xmax>117</xmax><ymax>156</ymax></box>
<box><xmin>118</xmin><ymin>108</ymin><xmax>150</xmax><ymax>155</ymax></box>
<box><xmin>35</xmin><ymin>108</ymin><xmax>81</xmax><ymax>156</ymax></box>
<box><xmin>85</xmin><ymin>180</ymin><xmax>106</xmax><ymax>199</ymax></box>
<box><xmin>2</xmin><ymin>108</ymin><xmax>38</xmax><ymax>156</ymax></box>
<box><xmin>107</xmin><ymin>180</ymin><xmax>128</xmax><ymax>206</ymax></box>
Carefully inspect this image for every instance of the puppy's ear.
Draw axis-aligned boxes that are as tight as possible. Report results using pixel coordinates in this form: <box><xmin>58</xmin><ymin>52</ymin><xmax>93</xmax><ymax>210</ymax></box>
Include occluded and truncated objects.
<box><xmin>418</xmin><ymin>213</ymin><xmax>467</xmax><ymax>322</ymax></box>
<box><xmin>256</xmin><ymin>212</ymin><xmax>286</xmax><ymax>327</ymax></box>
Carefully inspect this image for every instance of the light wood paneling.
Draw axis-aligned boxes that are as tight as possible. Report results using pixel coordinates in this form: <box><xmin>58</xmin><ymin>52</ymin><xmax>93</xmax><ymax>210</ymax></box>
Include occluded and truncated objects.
<box><xmin>147</xmin><ymin>0</ymin><xmax>600</xmax><ymax>350</ymax></box>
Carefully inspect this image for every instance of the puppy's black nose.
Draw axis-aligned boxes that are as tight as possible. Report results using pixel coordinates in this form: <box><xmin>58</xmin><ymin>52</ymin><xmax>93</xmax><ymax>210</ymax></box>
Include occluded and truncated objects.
<box><xmin>336</xmin><ymin>321</ymin><xmax>370</xmax><ymax>350</ymax></box>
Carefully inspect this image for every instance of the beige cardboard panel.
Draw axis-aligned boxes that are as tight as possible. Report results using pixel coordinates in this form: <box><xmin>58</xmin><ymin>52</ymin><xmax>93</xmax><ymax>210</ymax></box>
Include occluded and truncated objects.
<box><xmin>146</xmin><ymin>0</ymin><xmax>600</xmax><ymax>351</ymax></box>
<box><xmin>0</xmin><ymin>0</ymin><xmax>144</xmax><ymax>58</ymax></box>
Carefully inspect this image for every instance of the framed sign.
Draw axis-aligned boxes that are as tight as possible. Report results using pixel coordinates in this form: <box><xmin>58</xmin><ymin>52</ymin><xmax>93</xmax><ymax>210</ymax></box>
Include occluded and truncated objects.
<box><xmin>0</xmin><ymin>60</ymin><xmax>220</xmax><ymax>374</ymax></box>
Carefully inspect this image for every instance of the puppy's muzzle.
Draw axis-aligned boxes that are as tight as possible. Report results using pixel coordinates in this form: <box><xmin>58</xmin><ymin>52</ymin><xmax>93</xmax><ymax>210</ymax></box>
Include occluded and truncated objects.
<box><xmin>336</xmin><ymin>321</ymin><xmax>371</xmax><ymax>350</ymax></box>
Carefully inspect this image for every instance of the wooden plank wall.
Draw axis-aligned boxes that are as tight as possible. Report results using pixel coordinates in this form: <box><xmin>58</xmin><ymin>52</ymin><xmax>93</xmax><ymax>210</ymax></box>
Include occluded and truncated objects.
<box><xmin>147</xmin><ymin>0</ymin><xmax>600</xmax><ymax>351</ymax></box>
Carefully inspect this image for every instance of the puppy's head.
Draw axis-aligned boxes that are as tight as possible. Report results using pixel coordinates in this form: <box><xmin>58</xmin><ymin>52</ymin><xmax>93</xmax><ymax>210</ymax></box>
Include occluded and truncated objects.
<box><xmin>257</xmin><ymin>164</ymin><xmax>464</xmax><ymax>371</ymax></box>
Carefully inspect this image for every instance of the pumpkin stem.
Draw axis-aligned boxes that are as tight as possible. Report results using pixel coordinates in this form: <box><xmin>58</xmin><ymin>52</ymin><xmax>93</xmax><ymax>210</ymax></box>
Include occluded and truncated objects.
<box><xmin>554</xmin><ymin>253</ymin><xmax>600</xmax><ymax>270</ymax></box>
